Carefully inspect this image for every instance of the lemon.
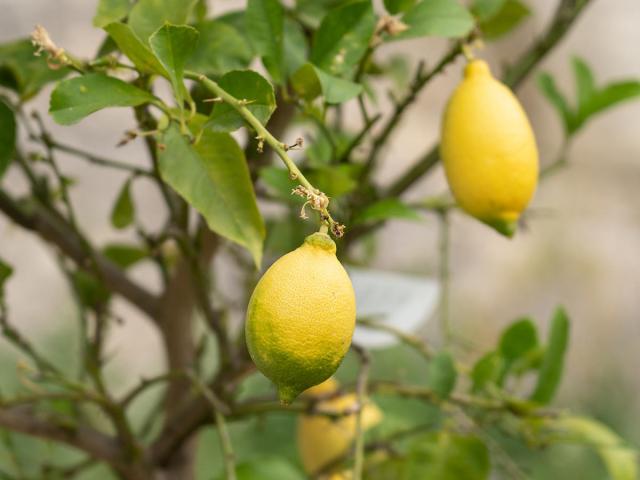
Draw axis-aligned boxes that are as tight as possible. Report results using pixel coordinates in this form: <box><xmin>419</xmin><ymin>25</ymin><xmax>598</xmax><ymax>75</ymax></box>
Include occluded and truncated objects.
<box><xmin>245</xmin><ymin>232</ymin><xmax>356</xmax><ymax>404</ymax></box>
<box><xmin>441</xmin><ymin>59</ymin><xmax>539</xmax><ymax>236</ymax></box>
<box><xmin>297</xmin><ymin>378</ymin><xmax>382</xmax><ymax>475</ymax></box>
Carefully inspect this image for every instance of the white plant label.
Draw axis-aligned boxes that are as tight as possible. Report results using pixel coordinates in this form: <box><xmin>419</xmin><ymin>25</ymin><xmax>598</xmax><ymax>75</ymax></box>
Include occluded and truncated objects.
<box><xmin>347</xmin><ymin>267</ymin><xmax>440</xmax><ymax>349</ymax></box>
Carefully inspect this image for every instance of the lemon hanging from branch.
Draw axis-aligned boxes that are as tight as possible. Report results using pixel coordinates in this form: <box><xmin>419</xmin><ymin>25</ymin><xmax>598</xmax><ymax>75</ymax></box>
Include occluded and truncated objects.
<box><xmin>245</xmin><ymin>233</ymin><xmax>356</xmax><ymax>404</ymax></box>
<box><xmin>441</xmin><ymin>59</ymin><xmax>539</xmax><ymax>236</ymax></box>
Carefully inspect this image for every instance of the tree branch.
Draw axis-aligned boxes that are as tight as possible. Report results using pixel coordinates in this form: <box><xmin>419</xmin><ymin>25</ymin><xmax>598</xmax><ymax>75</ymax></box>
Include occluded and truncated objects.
<box><xmin>0</xmin><ymin>189</ymin><xmax>160</xmax><ymax>320</ymax></box>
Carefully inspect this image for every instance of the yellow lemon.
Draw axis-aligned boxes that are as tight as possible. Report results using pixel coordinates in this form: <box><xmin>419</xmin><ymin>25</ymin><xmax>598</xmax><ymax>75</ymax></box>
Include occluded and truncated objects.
<box><xmin>441</xmin><ymin>59</ymin><xmax>539</xmax><ymax>236</ymax></box>
<box><xmin>297</xmin><ymin>379</ymin><xmax>382</xmax><ymax>475</ymax></box>
<box><xmin>245</xmin><ymin>232</ymin><xmax>356</xmax><ymax>404</ymax></box>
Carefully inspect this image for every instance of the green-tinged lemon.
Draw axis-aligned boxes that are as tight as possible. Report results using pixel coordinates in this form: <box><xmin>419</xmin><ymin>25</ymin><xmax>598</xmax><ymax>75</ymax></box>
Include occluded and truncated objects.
<box><xmin>245</xmin><ymin>233</ymin><xmax>356</xmax><ymax>404</ymax></box>
<box><xmin>441</xmin><ymin>59</ymin><xmax>539</xmax><ymax>236</ymax></box>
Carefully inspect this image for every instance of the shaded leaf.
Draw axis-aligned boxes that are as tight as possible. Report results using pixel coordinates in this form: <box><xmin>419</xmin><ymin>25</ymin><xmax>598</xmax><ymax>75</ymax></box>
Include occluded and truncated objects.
<box><xmin>110</xmin><ymin>179</ymin><xmax>134</xmax><ymax>229</ymax></box>
<box><xmin>207</xmin><ymin>70</ymin><xmax>276</xmax><ymax>132</ymax></box>
<box><xmin>397</xmin><ymin>0</ymin><xmax>475</xmax><ymax>40</ymax></box>
<box><xmin>471</xmin><ymin>351</ymin><xmax>503</xmax><ymax>393</ymax></box>
<box><xmin>551</xmin><ymin>416</ymin><xmax>638</xmax><ymax>480</ymax></box>
<box><xmin>531</xmin><ymin>307</ymin><xmax>570</xmax><ymax>404</ymax></box>
<box><xmin>49</xmin><ymin>73</ymin><xmax>156</xmax><ymax>125</ymax></box>
<box><xmin>310</xmin><ymin>1</ymin><xmax>377</xmax><ymax>77</ymax></box>
<box><xmin>283</xmin><ymin>18</ymin><xmax>308</xmax><ymax>78</ymax></box>
<box><xmin>471</xmin><ymin>0</ymin><xmax>507</xmax><ymax>20</ymax></box>
<box><xmin>246</xmin><ymin>0</ymin><xmax>285</xmax><ymax>83</ymax></box>
<box><xmin>128</xmin><ymin>0</ymin><xmax>196</xmax><ymax>43</ymax></box>
<box><xmin>104</xmin><ymin>23</ymin><xmax>168</xmax><ymax>75</ymax></box>
<box><xmin>427</xmin><ymin>351</ymin><xmax>457</xmax><ymax>399</ymax></box>
<box><xmin>291</xmin><ymin>63</ymin><xmax>363</xmax><ymax>104</ymax></box>
<box><xmin>71</xmin><ymin>271</ymin><xmax>111</xmax><ymax>308</ymax></box>
<box><xmin>0</xmin><ymin>99</ymin><xmax>16</xmax><ymax>180</ymax></box>
<box><xmin>353</xmin><ymin>198</ymin><xmax>421</xmax><ymax>225</ymax></box>
<box><xmin>477</xmin><ymin>0</ymin><xmax>530</xmax><ymax>40</ymax></box>
<box><xmin>187</xmin><ymin>20</ymin><xmax>253</xmax><ymax>76</ymax></box>
<box><xmin>149</xmin><ymin>24</ymin><xmax>199</xmax><ymax>105</ymax></box>
<box><xmin>102</xmin><ymin>244</ymin><xmax>148</xmax><ymax>269</ymax></box>
<box><xmin>158</xmin><ymin>125</ymin><xmax>265</xmax><ymax>267</ymax></box>
<box><xmin>93</xmin><ymin>0</ymin><xmax>131</xmax><ymax>28</ymax></box>
<box><xmin>0</xmin><ymin>39</ymin><xmax>69</xmax><ymax>100</ymax></box>
<box><xmin>0</xmin><ymin>259</ymin><xmax>12</xmax><ymax>290</ymax></box>
<box><xmin>384</xmin><ymin>0</ymin><xmax>417</xmax><ymax>15</ymax></box>
<box><xmin>306</xmin><ymin>164</ymin><xmax>360</xmax><ymax>198</ymax></box>
<box><xmin>217</xmin><ymin>457</ymin><xmax>305</xmax><ymax>480</ymax></box>
<box><xmin>259</xmin><ymin>166</ymin><xmax>297</xmax><ymax>202</ymax></box>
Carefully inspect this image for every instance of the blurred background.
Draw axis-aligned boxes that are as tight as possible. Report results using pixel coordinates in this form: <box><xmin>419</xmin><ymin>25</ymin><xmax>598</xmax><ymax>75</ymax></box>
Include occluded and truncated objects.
<box><xmin>1</xmin><ymin>0</ymin><xmax>639</xmax><ymax>478</ymax></box>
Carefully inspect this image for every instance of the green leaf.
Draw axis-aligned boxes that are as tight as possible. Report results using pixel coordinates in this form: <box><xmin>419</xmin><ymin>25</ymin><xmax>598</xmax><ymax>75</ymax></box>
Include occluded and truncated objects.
<box><xmin>552</xmin><ymin>416</ymin><xmax>638</xmax><ymax>480</ymax></box>
<box><xmin>471</xmin><ymin>351</ymin><xmax>503</xmax><ymax>393</ymax></box>
<box><xmin>49</xmin><ymin>73</ymin><xmax>156</xmax><ymax>125</ymax></box>
<box><xmin>158</xmin><ymin>125</ymin><xmax>265</xmax><ymax>267</ymax></box>
<box><xmin>110</xmin><ymin>179</ymin><xmax>135</xmax><ymax>229</ymax></box>
<box><xmin>310</xmin><ymin>1</ymin><xmax>377</xmax><ymax>77</ymax></box>
<box><xmin>0</xmin><ymin>39</ymin><xmax>69</xmax><ymax>100</ymax></box>
<box><xmin>397</xmin><ymin>0</ymin><xmax>475</xmax><ymax>39</ymax></box>
<box><xmin>291</xmin><ymin>63</ymin><xmax>363</xmax><ymax>104</ymax></box>
<box><xmin>102</xmin><ymin>244</ymin><xmax>148</xmax><ymax>269</ymax></box>
<box><xmin>427</xmin><ymin>351</ymin><xmax>457</xmax><ymax>399</ymax></box>
<box><xmin>353</xmin><ymin>198</ymin><xmax>421</xmax><ymax>225</ymax></box>
<box><xmin>0</xmin><ymin>99</ymin><xmax>16</xmax><ymax>180</ymax></box>
<box><xmin>582</xmin><ymin>81</ymin><xmax>640</xmax><ymax>124</ymax></box>
<box><xmin>207</xmin><ymin>70</ymin><xmax>276</xmax><ymax>132</ymax></box>
<box><xmin>258</xmin><ymin>166</ymin><xmax>296</xmax><ymax>201</ymax></box>
<box><xmin>149</xmin><ymin>24</ymin><xmax>199</xmax><ymax>105</ymax></box>
<box><xmin>187</xmin><ymin>20</ymin><xmax>253</xmax><ymax>76</ymax></box>
<box><xmin>283</xmin><ymin>18</ymin><xmax>308</xmax><ymax>78</ymax></box>
<box><xmin>572</xmin><ymin>57</ymin><xmax>596</xmax><ymax>113</ymax></box>
<box><xmin>0</xmin><ymin>259</ymin><xmax>13</xmax><ymax>290</ymax></box>
<box><xmin>471</xmin><ymin>0</ymin><xmax>507</xmax><ymax>20</ymax></box>
<box><xmin>499</xmin><ymin>317</ymin><xmax>538</xmax><ymax>364</ymax></box>
<box><xmin>403</xmin><ymin>431</ymin><xmax>491</xmax><ymax>480</ymax></box>
<box><xmin>217</xmin><ymin>457</ymin><xmax>304</xmax><ymax>480</ymax></box>
<box><xmin>93</xmin><ymin>0</ymin><xmax>131</xmax><ymax>28</ymax></box>
<box><xmin>537</xmin><ymin>72</ymin><xmax>576</xmax><ymax>134</ymax></box>
<box><xmin>246</xmin><ymin>0</ymin><xmax>285</xmax><ymax>84</ymax></box>
<box><xmin>104</xmin><ymin>23</ymin><xmax>168</xmax><ymax>75</ymax></box>
<box><xmin>128</xmin><ymin>0</ymin><xmax>197</xmax><ymax>43</ymax></box>
<box><xmin>71</xmin><ymin>271</ymin><xmax>111</xmax><ymax>308</ymax></box>
<box><xmin>384</xmin><ymin>0</ymin><xmax>417</xmax><ymax>15</ymax></box>
<box><xmin>477</xmin><ymin>0</ymin><xmax>530</xmax><ymax>40</ymax></box>
<box><xmin>531</xmin><ymin>307</ymin><xmax>570</xmax><ymax>404</ymax></box>
<box><xmin>306</xmin><ymin>164</ymin><xmax>360</xmax><ymax>198</ymax></box>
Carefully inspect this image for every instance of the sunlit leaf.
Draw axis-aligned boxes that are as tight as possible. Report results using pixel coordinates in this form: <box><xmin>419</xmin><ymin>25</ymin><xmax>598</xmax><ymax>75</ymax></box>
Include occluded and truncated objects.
<box><xmin>397</xmin><ymin>0</ymin><xmax>475</xmax><ymax>40</ymax></box>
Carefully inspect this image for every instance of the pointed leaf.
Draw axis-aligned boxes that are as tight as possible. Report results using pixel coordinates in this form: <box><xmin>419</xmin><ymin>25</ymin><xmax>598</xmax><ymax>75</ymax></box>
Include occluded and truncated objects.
<box><xmin>102</xmin><ymin>244</ymin><xmax>148</xmax><ymax>269</ymax></box>
<box><xmin>93</xmin><ymin>0</ymin><xmax>131</xmax><ymax>28</ymax></box>
<box><xmin>207</xmin><ymin>70</ymin><xmax>276</xmax><ymax>132</ymax></box>
<box><xmin>0</xmin><ymin>39</ymin><xmax>69</xmax><ymax>100</ymax></box>
<box><xmin>104</xmin><ymin>23</ymin><xmax>168</xmax><ymax>75</ymax></box>
<box><xmin>583</xmin><ymin>81</ymin><xmax>640</xmax><ymax>122</ymax></box>
<box><xmin>128</xmin><ymin>0</ymin><xmax>197</xmax><ymax>43</ymax></box>
<box><xmin>531</xmin><ymin>307</ymin><xmax>570</xmax><ymax>404</ymax></box>
<box><xmin>427</xmin><ymin>351</ymin><xmax>457</xmax><ymax>399</ymax></box>
<box><xmin>291</xmin><ymin>63</ymin><xmax>363</xmax><ymax>104</ymax></box>
<box><xmin>187</xmin><ymin>20</ymin><xmax>253</xmax><ymax>76</ymax></box>
<box><xmin>246</xmin><ymin>0</ymin><xmax>285</xmax><ymax>83</ymax></box>
<box><xmin>0</xmin><ymin>259</ymin><xmax>12</xmax><ymax>290</ymax></box>
<box><xmin>158</xmin><ymin>125</ymin><xmax>265</xmax><ymax>267</ymax></box>
<box><xmin>471</xmin><ymin>0</ymin><xmax>507</xmax><ymax>20</ymax></box>
<box><xmin>471</xmin><ymin>351</ymin><xmax>503</xmax><ymax>393</ymax></box>
<box><xmin>477</xmin><ymin>0</ymin><xmax>530</xmax><ymax>40</ymax></box>
<box><xmin>353</xmin><ymin>198</ymin><xmax>421</xmax><ymax>225</ymax></box>
<box><xmin>310</xmin><ymin>1</ymin><xmax>377</xmax><ymax>77</ymax></box>
<box><xmin>0</xmin><ymin>99</ymin><xmax>16</xmax><ymax>180</ymax></box>
<box><xmin>110</xmin><ymin>179</ymin><xmax>135</xmax><ymax>229</ymax></box>
<box><xmin>49</xmin><ymin>73</ymin><xmax>156</xmax><ymax>125</ymax></box>
<box><xmin>537</xmin><ymin>72</ymin><xmax>577</xmax><ymax>134</ymax></box>
<box><xmin>572</xmin><ymin>56</ymin><xmax>596</xmax><ymax>112</ymax></box>
<box><xmin>149</xmin><ymin>24</ymin><xmax>199</xmax><ymax>105</ymax></box>
<box><xmin>397</xmin><ymin>0</ymin><xmax>475</xmax><ymax>39</ymax></box>
<box><xmin>552</xmin><ymin>416</ymin><xmax>638</xmax><ymax>480</ymax></box>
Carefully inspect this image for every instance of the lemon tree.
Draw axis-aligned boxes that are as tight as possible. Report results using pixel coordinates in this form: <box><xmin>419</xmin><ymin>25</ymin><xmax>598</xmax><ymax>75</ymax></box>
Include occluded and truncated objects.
<box><xmin>0</xmin><ymin>1</ymin><xmax>639</xmax><ymax>480</ymax></box>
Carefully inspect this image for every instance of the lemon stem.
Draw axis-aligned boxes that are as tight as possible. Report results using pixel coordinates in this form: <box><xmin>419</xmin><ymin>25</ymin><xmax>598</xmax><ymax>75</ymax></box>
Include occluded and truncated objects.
<box><xmin>319</xmin><ymin>224</ymin><xmax>329</xmax><ymax>234</ymax></box>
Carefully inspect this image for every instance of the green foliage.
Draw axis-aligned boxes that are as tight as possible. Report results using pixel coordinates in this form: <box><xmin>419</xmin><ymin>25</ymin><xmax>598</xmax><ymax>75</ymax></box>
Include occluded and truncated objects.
<box><xmin>104</xmin><ymin>23</ymin><xmax>168</xmax><ymax>75</ymax></box>
<box><xmin>102</xmin><ymin>243</ymin><xmax>148</xmax><ymax>269</ymax></box>
<box><xmin>291</xmin><ymin>63</ymin><xmax>363</xmax><ymax>104</ymax></box>
<box><xmin>384</xmin><ymin>0</ymin><xmax>417</xmax><ymax>15</ymax></box>
<box><xmin>49</xmin><ymin>73</ymin><xmax>156</xmax><ymax>125</ymax></box>
<box><xmin>0</xmin><ymin>39</ymin><xmax>69</xmax><ymax>100</ymax></box>
<box><xmin>396</xmin><ymin>0</ymin><xmax>475</xmax><ymax>39</ymax></box>
<box><xmin>539</xmin><ymin>57</ymin><xmax>640</xmax><ymax>136</ymax></box>
<box><xmin>531</xmin><ymin>307</ymin><xmax>570</xmax><ymax>404</ymax></box>
<box><xmin>476</xmin><ymin>0</ymin><xmax>530</xmax><ymax>39</ymax></box>
<box><xmin>149</xmin><ymin>24</ymin><xmax>199</xmax><ymax>107</ymax></box>
<box><xmin>187</xmin><ymin>20</ymin><xmax>253</xmax><ymax>76</ymax></box>
<box><xmin>0</xmin><ymin>99</ymin><xmax>16</xmax><ymax>180</ymax></box>
<box><xmin>93</xmin><ymin>0</ymin><xmax>131</xmax><ymax>28</ymax></box>
<box><xmin>110</xmin><ymin>179</ymin><xmax>135</xmax><ymax>229</ymax></box>
<box><xmin>310</xmin><ymin>1</ymin><xmax>377</xmax><ymax>77</ymax></box>
<box><xmin>246</xmin><ymin>0</ymin><xmax>285</xmax><ymax>83</ymax></box>
<box><xmin>353</xmin><ymin>198</ymin><xmax>421</xmax><ymax>225</ymax></box>
<box><xmin>0</xmin><ymin>259</ymin><xmax>12</xmax><ymax>292</ymax></box>
<box><xmin>426</xmin><ymin>351</ymin><xmax>457</xmax><ymax>399</ymax></box>
<box><xmin>128</xmin><ymin>0</ymin><xmax>197</xmax><ymax>43</ymax></box>
<box><xmin>158</xmin><ymin>125</ymin><xmax>265</xmax><ymax>267</ymax></box>
<box><xmin>207</xmin><ymin>70</ymin><xmax>276</xmax><ymax>132</ymax></box>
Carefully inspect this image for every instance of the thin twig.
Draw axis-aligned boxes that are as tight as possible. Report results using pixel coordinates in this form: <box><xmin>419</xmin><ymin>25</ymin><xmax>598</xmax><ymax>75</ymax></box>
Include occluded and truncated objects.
<box><xmin>351</xmin><ymin>344</ymin><xmax>371</xmax><ymax>480</ymax></box>
<box><xmin>438</xmin><ymin>210</ymin><xmax>451</xmax><ymax>344</ymax></box>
